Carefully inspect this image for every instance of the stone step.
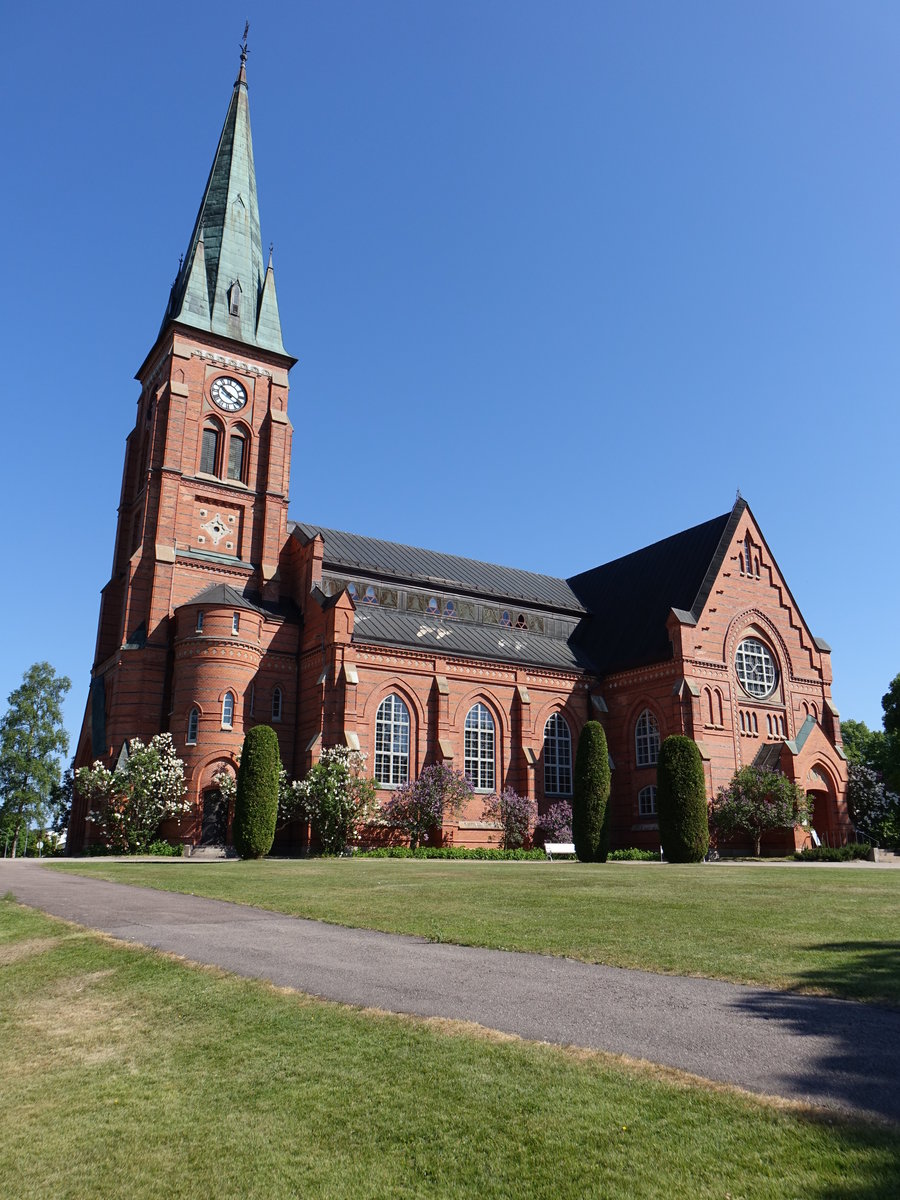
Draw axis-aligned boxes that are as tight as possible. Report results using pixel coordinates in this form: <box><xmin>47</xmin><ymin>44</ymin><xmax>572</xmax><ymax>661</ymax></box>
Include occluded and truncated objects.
<box><xmin>871</xmin><ymin>847</ymin><xmax>900</xmax><ymax>864</ymax></box>
<box><xmin>185</xmin><ymin>845</ymin><xmax>234</xmax><ymax>861</ymax></box>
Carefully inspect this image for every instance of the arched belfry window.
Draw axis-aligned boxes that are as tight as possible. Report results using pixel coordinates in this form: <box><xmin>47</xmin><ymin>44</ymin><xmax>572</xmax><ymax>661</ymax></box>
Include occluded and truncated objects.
<box><xmin>222</xmin><ymin>692</ymin><xmax>235</xmax><ymax>730</ymax></box>
<box><xmin>374</xmin><ymin>694</ymin><xmax>410</xmax><ymax>786</ymax></box>
<box><xmin>543</xmin><ymin>713</ymin><xmax>572</xmax><ymax>796</ymax></box>
<box><xmin>187</xmin><ymin>707</ymin><xmax>199</xmax><ymax>745</ymax></box>
<box><xmin>200</xmin><ymin>421</ymin><xmax>221</xmax><ymax>476</ymax></box>
<box><xmin>227</xmin><ymin>431</ymin><xmax>246</xmax><ymax>481</ymax></box>
<box><xmin>635</xmin><ymin>709</ymin><xmax>660</xmax><ymax>767</ymax></box>
<box><xmin>465</xmin><ymin>703</ymin><xmax>495</xmax><ymax>791</ymax></box>
<box><xmin>228</xmin><ymin>280</ymin><xmax>241</xmax><ymax>316</ymax></box>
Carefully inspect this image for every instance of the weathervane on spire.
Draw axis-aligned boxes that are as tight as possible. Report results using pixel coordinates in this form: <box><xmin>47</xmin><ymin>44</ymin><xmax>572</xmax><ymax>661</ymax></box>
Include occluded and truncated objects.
<box><xmin>240</xmin><ymin>21</ymin><xmax>250</xmax><ymax>66</ymax></box>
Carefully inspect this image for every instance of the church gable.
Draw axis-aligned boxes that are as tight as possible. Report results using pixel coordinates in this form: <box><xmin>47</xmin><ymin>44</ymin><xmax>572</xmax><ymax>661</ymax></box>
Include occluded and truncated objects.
<box><xmin>681</xmin><ymin>503</ymin><xmax>828</xmax><ymax>685</ymax></box>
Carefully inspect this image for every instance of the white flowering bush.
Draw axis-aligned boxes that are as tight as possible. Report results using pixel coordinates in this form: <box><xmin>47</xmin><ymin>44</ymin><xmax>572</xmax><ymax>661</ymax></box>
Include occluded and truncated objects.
<box><xmin>292</xmin><ymin>746</ymin><xmax>378</xmax><ymax>853</ymax></box>
<box><xmin>77</xmin><ymin>733</ymin><xmax>189</xmax><ymax>853</ymax></box>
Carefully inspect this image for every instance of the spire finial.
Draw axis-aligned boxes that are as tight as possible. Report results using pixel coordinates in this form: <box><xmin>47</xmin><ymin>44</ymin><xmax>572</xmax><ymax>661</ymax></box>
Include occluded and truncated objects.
<box><xmin>240</xmin><ymin>21</ymin><xmax>250</xmax><ymax>66</ymax></box>
<box><xmin>735</xmin><ymin>486</ymin><xmax>743</xmax><ymax>503</ymax></box>
<box><xmin>268</xmin><ymin>242</ymin><xmax>274</xmax><ymax>267</ymax></box>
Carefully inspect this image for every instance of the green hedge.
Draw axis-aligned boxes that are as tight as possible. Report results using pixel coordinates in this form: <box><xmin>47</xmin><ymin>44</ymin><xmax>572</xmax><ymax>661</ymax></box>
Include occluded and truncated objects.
<box><xmin>656</xmin><ymin>736</ymin><xmax>709</xmax><ymax>863</ymax></box>
<box><xmin>794</xmin><ymin>843</ymin><xmax>871</xmax><ymax>862</ymax></box>
<box><xmin>233</xmin><ymin>725</ymin><xmax>280</xmax><ymax>859</ymax></box>
<box><xmin>608</xmin><ymin>847</ymin><xmax>658</xmax><ymax>862</ymax></box>
<box><xmin>572</xmin><ymin>721</ymin><xmax>610</xmax><ymax>863</ymax></box>
<box><xmin>354</xmin><ymin>846</ymin><xmax>547</xmax><ymax>861</ymax></box>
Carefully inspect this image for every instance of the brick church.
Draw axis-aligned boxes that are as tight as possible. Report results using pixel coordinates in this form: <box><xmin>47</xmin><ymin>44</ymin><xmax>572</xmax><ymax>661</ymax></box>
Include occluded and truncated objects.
<box><xmin>69</xmin><ymin>50</ymin><xmax>850</xmax><ymax>854</ymax></box>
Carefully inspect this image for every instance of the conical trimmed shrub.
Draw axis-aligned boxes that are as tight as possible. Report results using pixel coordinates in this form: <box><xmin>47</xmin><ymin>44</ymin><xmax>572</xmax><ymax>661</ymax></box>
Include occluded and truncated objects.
<box><xmin>656</xmin><ymin>735</ymin><xmax>709</xmax><ymax>863</ymax></box>
<box><xmin>233</xmin><ymin>725</ymin><xmax>280</xmax><ymax>859</ymax></box>
<box><xmin>572</xmin><ymin>721</ymin><xmax>611</xmax><ymax>862</ymax></box>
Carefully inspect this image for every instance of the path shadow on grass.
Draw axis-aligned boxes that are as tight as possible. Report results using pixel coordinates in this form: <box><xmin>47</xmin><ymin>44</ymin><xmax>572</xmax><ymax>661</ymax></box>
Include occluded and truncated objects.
<box><xmin>733</xmin><ymin>942</ymin><xmax>900</xmax><ymax>1126</ymax></box>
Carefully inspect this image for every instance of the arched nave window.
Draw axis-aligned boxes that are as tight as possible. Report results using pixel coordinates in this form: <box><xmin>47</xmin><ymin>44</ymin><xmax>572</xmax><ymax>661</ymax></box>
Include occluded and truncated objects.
<box><xmin>374</xmin><ymin>694</ymin><xmax>410</xmax><ymax>786</ymax></box>
<box><xmin>464</xmin><ymin>703</ymin><xmax>495</xmax><ymax>791</ymax></box>
<box><xmin>635</xmin><ymin>709</ymin><xmax>660</xmax><ymax>767</ymax></box>
<box><xmin>543</xmin><ymin>713</ymin><xmax>573</xmax><ymax>796</ymax></box>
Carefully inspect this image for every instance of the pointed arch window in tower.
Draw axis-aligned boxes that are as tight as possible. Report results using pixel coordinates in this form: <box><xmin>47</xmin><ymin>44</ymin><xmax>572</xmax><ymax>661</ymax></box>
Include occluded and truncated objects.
<box><xmin>222</xmin><ymin>692</ymin><xmax>235</xmax><ymax>730</ymax></box>
<box><xmin>227</xmin><ymin>432</ymin><xmax>246</xmax><ymax>482</ymax></box>
<box><xmin>187</xmin><ymin>708</ymin><xmax>199</xmax><ymax>745</ymax></box>
<box><xmin>200</xmin><ymin>423</ymin><xmax>220</xmax><ymax>476</ymax></box>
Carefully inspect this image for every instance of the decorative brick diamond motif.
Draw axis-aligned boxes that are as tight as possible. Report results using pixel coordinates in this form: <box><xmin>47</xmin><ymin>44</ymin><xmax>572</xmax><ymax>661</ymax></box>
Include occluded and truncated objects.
<box><xmin>202</xmin><ymin>513</ymin><xmax>229</xmax><ymax>545</ymax></box>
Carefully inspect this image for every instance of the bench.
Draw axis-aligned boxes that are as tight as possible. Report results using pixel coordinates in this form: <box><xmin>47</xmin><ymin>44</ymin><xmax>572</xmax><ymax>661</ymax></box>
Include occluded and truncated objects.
<box><xmin>544</xmin><ymin>842</ymin><xmax>577</xmax><ymax>861</ymax></box>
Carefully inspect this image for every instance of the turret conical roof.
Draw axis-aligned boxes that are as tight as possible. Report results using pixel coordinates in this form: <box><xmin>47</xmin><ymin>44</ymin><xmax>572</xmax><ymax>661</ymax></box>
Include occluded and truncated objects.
<box><xmin>160</xmin><ymin>56</ymin><xmax>286</xmax><ymax>356</ymax></box>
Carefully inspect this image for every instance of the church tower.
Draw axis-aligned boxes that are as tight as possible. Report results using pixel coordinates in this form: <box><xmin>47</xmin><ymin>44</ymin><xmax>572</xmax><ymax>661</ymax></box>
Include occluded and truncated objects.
<box><xmin>71</xmin><ymin>41</ymin><xmax>297</xmax><ymax>847</ymax></box>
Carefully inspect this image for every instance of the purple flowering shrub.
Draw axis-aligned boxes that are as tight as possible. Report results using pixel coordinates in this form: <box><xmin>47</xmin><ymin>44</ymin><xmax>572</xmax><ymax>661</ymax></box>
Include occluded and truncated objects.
<box><xmin>481</xmin><ymin>787</ymin><xmax>538</xmax><ymax>849</ymax></box>
<box><xmin>380</xmin><ymin>764</ymin><xmax>473</xmax><ymax>849</ymax></box>
<box><xmin>534</xmin><ymin>801</ymin><xmax>573</xmax><ymax>847</ymax></box>
<box><xmin>709</xmin><ymin>765</ymin><xmax>809</xmax><ymax>856</ymax></box>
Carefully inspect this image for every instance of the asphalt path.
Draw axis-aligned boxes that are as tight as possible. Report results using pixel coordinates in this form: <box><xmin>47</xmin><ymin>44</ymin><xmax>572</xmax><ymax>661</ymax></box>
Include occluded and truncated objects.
<box><xmin>3</xmin><ymin>859</ymin><xmax>898</xmax><ymax>1123</ymax></box>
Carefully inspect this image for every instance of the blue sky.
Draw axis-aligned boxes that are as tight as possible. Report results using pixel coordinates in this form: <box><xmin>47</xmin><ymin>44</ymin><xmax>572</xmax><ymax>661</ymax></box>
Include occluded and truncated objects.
<box><xmin>1</xmin><ymin>1</ymin><xmax>898</xmax><ymax>748</ymax></box>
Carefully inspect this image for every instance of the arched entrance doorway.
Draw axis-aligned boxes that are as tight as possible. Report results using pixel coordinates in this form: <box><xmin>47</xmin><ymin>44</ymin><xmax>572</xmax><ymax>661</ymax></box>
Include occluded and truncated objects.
<box><xmin>200</xmin><ymin>787</ymin><xmax>228</xmax><ymax>845</ymax></box>
<box><xmin>807</xmin><ymin>765</ymin><xmax>838</xmax><ymax>848</ymax></box>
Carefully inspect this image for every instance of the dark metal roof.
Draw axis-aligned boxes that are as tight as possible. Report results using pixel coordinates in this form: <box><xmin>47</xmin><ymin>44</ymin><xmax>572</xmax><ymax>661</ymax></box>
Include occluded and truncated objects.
<box><xmin>351</xmin><ymin>607</ymin><xmax>590</xmax><ymax>672</ymax></box>
<box><xmin>182</xmin><ymin>583</ymin><xmax>300</xmax><ymax>622</ymax></box>
<box><xmin>567</xmin><ymin>503</ymin><xmax>743</xmax><ymax>674</ymax></box>
<box><xmin>291</xmin><ymin>522</ymin><xmax>584</xmax><ymax>611</ymax></box>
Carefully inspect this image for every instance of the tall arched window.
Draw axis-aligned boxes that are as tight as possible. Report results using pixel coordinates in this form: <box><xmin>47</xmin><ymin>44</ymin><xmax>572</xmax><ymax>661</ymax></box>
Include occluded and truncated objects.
<box><xmin>222</xmin><ymin>692</ymin><xmax>235</xmax><ymax>729</ymax></box>
<box><xmin>187</xmin><ymin>707</ymin><xmax>199</xmax><ymax>745</ymax></box>
<box><xmin>543</xmin><ymin>713</ymin><xmax>572</xmax><ymax>796</ymax></box>
<box><xmin>271</xmin><ymin>686</ymin><xmax>283</xmax><ymax>722</ymax></box>
<box><xmin>635</xmin><ymin>709</ymin><xmax>660</xmax><ymax>767</ymax></box>
<box><xmin>465</xmin><ymin>702</ymin><xmax>495</xmax><ymax>791</ymax></box>
<box><xmin>200</xmin><ymin>422</ymin><xmax>221</xmax><ymax>475</ymax></box>
<box><xmin>227</xmin><ymin>432</ymin><xmax>246</xmax><ymax>481</ymax></box>
<box><xmin>375</xmin><ymin>694</ymin><xmax>410</xmax><ymax>786</ymax></box>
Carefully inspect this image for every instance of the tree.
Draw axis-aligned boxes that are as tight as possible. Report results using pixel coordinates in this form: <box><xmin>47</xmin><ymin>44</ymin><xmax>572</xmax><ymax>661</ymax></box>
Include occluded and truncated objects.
<box><xmin>572</xmin><ymin>721</ymin><xmax>610</xmax><ymax>863</ymax></box>
<box><xmin>77</xmin><ymin>734</ymin><xmax>189</xmax><ymax>853</ymax></box>
<box><xmin>292</xmin><ymin>747</ymin><xmax>378</xmax><ymax>854</ymax></box>
<box><xmin>656</xmin><ymin>736</ymin><xmax>709</xmax><ymax>863</ymax></box>
<box><xmin>710</xmin><ymin>766</ymin><xmax>810</xmax><ymax>857</ymax></box>
<box><xmin>882</xmin><ymin>673</ymin><xmax>900</xmax><ymax>738</ymax></box>
<box><xmin>380</xmin><ymin>764</ymin><xmax>473</xmax><ymax>849</ymax></box>
<box><xmin>840</xmin><ymin>672</ymin><xmax>900</xmax><ymax>810</ymax></box>
<box><xmin>481</xmin><ymin>787</ymin><xmax>537</xmax><ymax>850</ymax></box>
<box><xmin>847</xmin><ymin>763</ymin><xmax>900</xmax><ymax>847</ymax></box>
<box><xmin>839</xmin><ymin>719</ymin><xmax>887</xmax><ymax>772</ymax></box>
<box><xmin>0</xmin><ymin>663</ymin><xmax>71</xmax><ymax>858</ymax></box>
<box><xmin>233</xmin><ymin>725</ymin><xmax>281</xmax><ymax>859</ymax></box>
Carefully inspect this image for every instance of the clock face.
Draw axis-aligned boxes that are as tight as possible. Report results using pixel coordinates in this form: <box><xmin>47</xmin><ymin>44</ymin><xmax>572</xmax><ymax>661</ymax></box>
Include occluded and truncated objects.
<box><xmin>210</xmin><ymin>376</ymin><xmax>247</xmax><ymax>412</ymax></box>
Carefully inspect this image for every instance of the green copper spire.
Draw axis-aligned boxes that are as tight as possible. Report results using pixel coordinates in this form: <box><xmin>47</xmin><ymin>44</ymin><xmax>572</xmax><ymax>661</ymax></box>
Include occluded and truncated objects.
<box><xmin>161</xmin><ymin>39</ymin><xmax>286</xmax><ymax>356</ymax></box>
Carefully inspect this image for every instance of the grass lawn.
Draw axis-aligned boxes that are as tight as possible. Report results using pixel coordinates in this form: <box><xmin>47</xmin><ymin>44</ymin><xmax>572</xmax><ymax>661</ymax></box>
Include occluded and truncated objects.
<box><xmin>2</xmin><ymin>899</ymin><xmax>897</xmax><ymax>1200</ymax></box>
<box><xmin>52</xmin><ymin>859</ymin><xmax>900</xmax><ymax>1006</ymax></box>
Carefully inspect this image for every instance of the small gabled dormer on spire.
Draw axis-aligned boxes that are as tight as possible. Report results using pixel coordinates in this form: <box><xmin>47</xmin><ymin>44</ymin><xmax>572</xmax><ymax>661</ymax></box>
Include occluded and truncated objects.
<box><xmin>160</xmin><ymin>27</ymin><xmax>287</xmax><ymax>356</ymax></box>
